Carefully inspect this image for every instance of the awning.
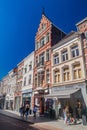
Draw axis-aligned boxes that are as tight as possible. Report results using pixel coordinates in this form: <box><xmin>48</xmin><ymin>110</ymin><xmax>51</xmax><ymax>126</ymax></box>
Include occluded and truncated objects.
<box><xmin>45</xmin><ymin>88</ymin><xmax>80</xmax><ymax>99</ymax></box>
<box><xmin>34</xmin><ymin>87</ymin><xmax>44</xmax><ymax>91</ymax></box>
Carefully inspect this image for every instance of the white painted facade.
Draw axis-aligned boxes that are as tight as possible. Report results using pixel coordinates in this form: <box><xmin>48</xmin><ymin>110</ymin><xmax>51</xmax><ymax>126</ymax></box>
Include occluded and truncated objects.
<box><xmin>51</xmin><ymin>32</ymin><xmax>87</xmax><ymax>107</ymax></box>
<box><xmin>22</xmin><ymin>51</ymin><xmax>34</xmax><ymax>109</ymax></box>
<box><xmin>8</xmin><ymin>69</ymin><xmax>17</xmax><ymax>110</ymax></box>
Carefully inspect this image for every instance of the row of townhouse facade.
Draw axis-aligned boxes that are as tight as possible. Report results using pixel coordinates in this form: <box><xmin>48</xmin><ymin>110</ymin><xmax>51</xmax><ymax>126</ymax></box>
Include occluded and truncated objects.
<box><xmin>0</xmin><ymin>14</ymin><xmax>87</xmax><ymax>118</ymax></box>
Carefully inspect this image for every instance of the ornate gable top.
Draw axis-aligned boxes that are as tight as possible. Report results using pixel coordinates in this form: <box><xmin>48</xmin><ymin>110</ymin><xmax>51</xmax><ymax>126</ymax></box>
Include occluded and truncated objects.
<box><xmin>36</xmin><ymin>14</ymin><xmax>52</xmax><ymax>35</ymax></box>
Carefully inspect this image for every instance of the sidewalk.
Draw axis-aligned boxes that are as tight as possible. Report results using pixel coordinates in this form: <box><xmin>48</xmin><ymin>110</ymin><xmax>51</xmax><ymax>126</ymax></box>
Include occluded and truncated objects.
<box><xmin>0</xmin><ymin>109</ymin><xmax>87</xmax><ymax>130</ymax></box>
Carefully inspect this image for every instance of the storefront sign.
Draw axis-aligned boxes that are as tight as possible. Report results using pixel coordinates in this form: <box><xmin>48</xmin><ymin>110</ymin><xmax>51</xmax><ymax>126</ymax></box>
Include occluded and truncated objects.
<box><xmin>22</xmin><ymin>93</ymin><xmax>31</xmax><ymax>98</ymax></box>
<box><xmin>52</xmin><ymin>83</ymin><xmax>85</xmax><ymax>94</ymax></box>
<box><xmin>22</xmin><ymin>88</ymin><xmax>32</xmax><ymax>94</ymax></box>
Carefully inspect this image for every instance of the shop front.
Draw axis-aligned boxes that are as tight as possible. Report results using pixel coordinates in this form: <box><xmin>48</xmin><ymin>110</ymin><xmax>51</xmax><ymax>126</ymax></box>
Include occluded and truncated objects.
<box><xmin>34</xmin><ymin>90</ymin><xmax>44</xmax><ymax>115</ymax></box>
<box><xmin>22</xmin><ymin>89</ymin><xmax>32</xmax><ymax>108</ymax></box>
<box><xmin>45</xmin><ymin>82</ymin><xmax>87</xmax><ymax>119</ymax></box>
<box><xmin>34</xmin><ymin>87</ymin><xmax>49</xmax><ymax>115</ymax></box>
<box><xmin>14</xmin><ymin>92</ymin><xmax>22</xmax><ymax>112</ymax></box>
<box><xmin>0</xmin><ymin>94</ymin><xmax>5</xmax><ymax>109</ymax></box>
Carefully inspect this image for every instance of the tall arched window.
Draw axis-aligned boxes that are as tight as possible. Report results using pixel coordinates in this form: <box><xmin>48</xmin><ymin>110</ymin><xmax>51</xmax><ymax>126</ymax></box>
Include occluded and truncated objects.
<box><xmin>63</xmin><ymin>67</ymin><xmax>70</xmax><ymax>81</ymax></box>
<box><xmin>73</xmin><ymin>63</ymin><xmax>82</xmax><ymax>79</ymax></box>
<box><xmin>54</xmin><ymin>69</ymin><xmax>60</xmax><ymax>83</ymax></box>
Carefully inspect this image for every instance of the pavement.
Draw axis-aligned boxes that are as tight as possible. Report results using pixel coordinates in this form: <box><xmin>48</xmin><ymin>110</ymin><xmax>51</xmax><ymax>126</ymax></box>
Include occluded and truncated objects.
<box><xmin>0</xmin><ymin>109</ymin><xmax>87</xmax><ymax>130</ymax></box>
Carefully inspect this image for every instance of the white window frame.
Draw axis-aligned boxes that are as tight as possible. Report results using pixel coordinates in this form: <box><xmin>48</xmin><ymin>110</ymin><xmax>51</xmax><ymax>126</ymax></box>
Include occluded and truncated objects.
<box><xmin>53</xmin><ymin>54</ymin><xmax>59</xmax><ymax>65</ymax></box>
<box><xmin>71</xmin><ymin>45</ymin><xmax>79</xmax><ymax>58</ymax></box>
<box><xmin>24</xmin><ymin>77</ymin><xmax>26</xmax><ymax>86</ymax></box>
<box><xmin>46</xmin><ymin>49</ymin><xmax>50</xmax><ymax>61</ymax></box>
<box><xmin>39</xmin><ymin>52</ymin><xmax>44</xmax><ymax>65</ymax></box>
<box><xmin>28</xmin><ymin>75</ymin><xmax>31</xmax><ymax>85</ymax></box>
<box><xmin>46</xmin><ymin>33</ymin><xmax>50</xmax><ymax>43</ymax></box>
<box><xmin>62</xmin><ymin>50</ymin><xmax>68</xmax><ymax>62</ymax></box>
<box><xmin>40</xmin><ymin>37</ymin><xmax>44</xmax><ymax>47</ymax></box>
<box><xmin>46</xmin><ymin>69</ymin><xmax>50</xmax><ymax>83</ymax></box>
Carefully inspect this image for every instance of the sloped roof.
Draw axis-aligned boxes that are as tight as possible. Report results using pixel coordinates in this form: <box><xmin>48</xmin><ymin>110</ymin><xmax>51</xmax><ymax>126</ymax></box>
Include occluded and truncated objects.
<box><xmin>52</xmin><ymin>31</ymin><xmax>80</xmax><ymax>50</ymax></box>
<box><xmin>36</xmin><ymin>14</ymin><xmax>66</xmax><ymax>36</ymax></box>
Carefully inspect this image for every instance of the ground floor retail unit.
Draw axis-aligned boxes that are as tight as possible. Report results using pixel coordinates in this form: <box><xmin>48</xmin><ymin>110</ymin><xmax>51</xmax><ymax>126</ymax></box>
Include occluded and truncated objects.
<box><xmin>44</xmin><ymin>82</ymin><xmax>87</xmax><ymax>119</ymax></box>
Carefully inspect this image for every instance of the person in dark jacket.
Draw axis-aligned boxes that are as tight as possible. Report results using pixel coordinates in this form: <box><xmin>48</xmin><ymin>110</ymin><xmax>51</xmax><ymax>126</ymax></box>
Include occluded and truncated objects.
<box><xmin>25</xmin><ymin>106</ymin><xmax>29</xmax><ymax>119</ymax></box>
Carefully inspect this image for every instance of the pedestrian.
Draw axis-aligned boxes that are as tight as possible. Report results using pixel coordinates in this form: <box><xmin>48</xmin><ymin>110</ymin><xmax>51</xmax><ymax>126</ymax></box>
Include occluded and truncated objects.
<box><xmin>57</xmin><ymin>101</ymin><xmax>61</xmax><ymax>118</ymax></box>
<box><xmin>63</xmin><ymin>106</ymin><xmax>69</xmax><ymax>125</ymax></box>
<box><xmin>19</xmin><ymin>105</ymin><xmax>23</xmax><ymax>117</ymax></box>
<box><xmin>33</xmin><ymin>105</ymin><xmax>37</xmax><ymax>118</ymax></box>
<box><xmin>22</xmin><ymin>105</ymin><xmax>25</xmax><ymax>118</ymax></box>
<box><xmin>25</xmin><ymin>105</ymin><xmax>29</xmax><ymax>120</ymax></box>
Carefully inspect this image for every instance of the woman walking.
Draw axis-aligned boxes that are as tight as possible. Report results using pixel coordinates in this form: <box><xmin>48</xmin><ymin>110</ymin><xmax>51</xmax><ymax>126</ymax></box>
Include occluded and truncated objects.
<box><xmin>63</xmin><ymin>106</ymin><xmax>69</xmax><ymax>125</ymax></box>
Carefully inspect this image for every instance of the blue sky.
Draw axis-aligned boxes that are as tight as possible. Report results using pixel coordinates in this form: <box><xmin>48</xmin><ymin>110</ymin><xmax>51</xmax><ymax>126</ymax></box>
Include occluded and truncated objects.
<box><xmin>0</xmin><ymin>0</ymin><xmax>87</xmax><ymax>80</ymax></box>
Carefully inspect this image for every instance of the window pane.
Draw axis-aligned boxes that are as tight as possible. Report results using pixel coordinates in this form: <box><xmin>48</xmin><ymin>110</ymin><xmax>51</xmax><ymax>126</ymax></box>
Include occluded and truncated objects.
<box><xmin>71</xmin><ymin>45</ymin><xmax>79</xmax><ymax>58</ymax></box>
<box><xmin>78</xmin><ymin>69</ymin><xmax>82</xmax><ymax>78</ymax></box>
<box><xmin>64</xmin><ymin>73</ymin><xmax>66</xmax><ymax>81</ymax></box>
<box><xmin>74</xmin><ymin>70</ymin><xmax>77</xmax><ymax>79</ymax></box>
<box><xmin>46</xmin><ymin>50</ymin><xmax>50</xmax><ymax>61</ymax></box>
<box><xmin>53</xmin><ymin>54</ymin><xmax>59</xmax><ymax>64</ymax></box>
<box><xmin>67</xmin><ymin>72</ymin><xmax>70</xmax><ymax>80</ymax></box>
<box><xmin>76</xmin><ymin>49</ymin><xmax>79</xmax><ymax>56</ymax></box>
<box><xmin>58</xmin><ymin>74</ymin><xmax>60</xmax><ymax>82</ymax></box>
<box><xmin>46</xmin><ymin>33</ymin><xmax>49</xmax><ymax>43</ymax></box>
